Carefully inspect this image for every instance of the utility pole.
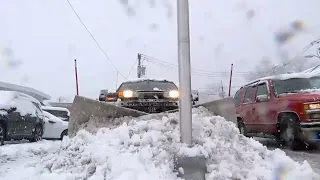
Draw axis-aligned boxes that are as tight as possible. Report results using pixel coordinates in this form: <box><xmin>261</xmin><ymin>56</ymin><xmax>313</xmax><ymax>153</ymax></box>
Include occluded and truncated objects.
<box><xmin>74</xmin><ymin>59</ymin><xmax>79</xmax><ymax>96</ymax></box>
<box><xmin>228</xmin><ymin>63</ymin><xmax>233</xmax><ymax>97</ymax></box>
<box><xmin>137</xmin><ymin>53</ymin><xmax>141</xmax><ymax>78</ymax></box>
<box><xmin>174</xmin><ymin>2</ymin><xmax>206</xmax><ymax>179</ymax></box>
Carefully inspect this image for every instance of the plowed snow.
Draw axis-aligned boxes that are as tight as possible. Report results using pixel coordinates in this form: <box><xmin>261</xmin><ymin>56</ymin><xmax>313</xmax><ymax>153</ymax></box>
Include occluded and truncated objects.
<box><xmin>0</xmin><ymin>107</ymin><xmax>317</xmax><ymax>180</ymax></box>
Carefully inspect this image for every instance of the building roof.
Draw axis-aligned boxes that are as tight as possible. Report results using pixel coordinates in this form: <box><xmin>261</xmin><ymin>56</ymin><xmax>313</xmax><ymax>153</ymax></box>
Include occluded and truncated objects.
<box><xmin>0</xmin><ymin>81</ymin><xmax>51</xmax><ymax>102</ymax></box>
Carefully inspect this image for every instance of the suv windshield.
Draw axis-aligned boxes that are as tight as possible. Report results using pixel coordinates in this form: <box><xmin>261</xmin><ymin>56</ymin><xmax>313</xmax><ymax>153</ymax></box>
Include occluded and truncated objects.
<box><xmin>118</xmin><ymin>80</ymin><xmax>178</xmax><ymax>91</ymax></box>
<box><xmin>309</xmin><ymin>76</ymin><xmax>320</xmax><ymax>89</ymax></box>
<box><xmin>272</xmin><ymin>78</ymin><xmax>312</xmax><ymax>95</ymax></box>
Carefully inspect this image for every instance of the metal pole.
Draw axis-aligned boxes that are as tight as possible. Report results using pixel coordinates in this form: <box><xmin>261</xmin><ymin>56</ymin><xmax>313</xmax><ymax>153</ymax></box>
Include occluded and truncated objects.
<box><xmin>177</xmin><ymin>0</ymin><xmax>192</xmax><ymax>145</ymax></box>
<box><xmin>228</xmin><ymin>63</ymin><xmax>233</xmax><ymax>97</ymax></box>
<box><xmin>74</xmin><ymin>59</ymin><xmax>79</xmax><ymax>96</ymax></box>
<box><xmin>115</xmin><ymin>71</ymin><xmax>119</xmax><ymax>91</ymax></box>
<box><xmin>137</xmin><ymin>53</ymin><xmax>141</xmax><ymax>78</ymax></box>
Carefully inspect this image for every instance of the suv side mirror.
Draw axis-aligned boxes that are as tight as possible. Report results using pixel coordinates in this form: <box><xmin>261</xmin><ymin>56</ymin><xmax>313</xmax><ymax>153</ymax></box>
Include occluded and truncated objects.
<box><xmin>256</xmin><ymin>95</ymin><xmax>269</xmax><ymax>102</ymax></box>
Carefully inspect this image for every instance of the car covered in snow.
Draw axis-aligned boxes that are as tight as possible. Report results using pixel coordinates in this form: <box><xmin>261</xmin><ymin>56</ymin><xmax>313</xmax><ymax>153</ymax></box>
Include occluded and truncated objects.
<box><xmin>0</xmin><ymin>90</ymin><xmax>45</xmax><ymax>145</ymax></box>
<box><xmin>106</xmin><ymin>79</ymin><xmax>179</xmax><ymax>113</ymax></box>
<box><xmin>234</xmin><ymin>73</ymin><xmax>320</xmax><ymax>150</ymax></box>
<box><xmin>41</xmin><ymin>106</ymin><xmax>70</xmax><ymax>122</ymax></box>
<box><xmin>42</xmin><ymin>111</ymin><xmax>68</xmax><ymax>140</ymax></box>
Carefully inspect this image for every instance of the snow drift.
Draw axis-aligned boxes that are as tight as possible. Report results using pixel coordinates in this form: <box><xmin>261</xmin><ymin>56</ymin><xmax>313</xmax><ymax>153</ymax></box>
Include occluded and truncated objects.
<box><xmin>0</xmin><ymin>107</ymin><xmax>317</xmax><ymax>180</ymax></box>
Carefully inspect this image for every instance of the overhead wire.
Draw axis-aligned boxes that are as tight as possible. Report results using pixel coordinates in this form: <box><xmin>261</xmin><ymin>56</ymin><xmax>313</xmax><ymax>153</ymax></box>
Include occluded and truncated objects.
<box><xmin>270</xmin><ymin>37</ymin><xmax>320</xmax><ymax>72</ymax></box>
<box><xmin>66</xmin><ymin>0</ymin><xmax>126</xmax><ymax>79</ymax></box>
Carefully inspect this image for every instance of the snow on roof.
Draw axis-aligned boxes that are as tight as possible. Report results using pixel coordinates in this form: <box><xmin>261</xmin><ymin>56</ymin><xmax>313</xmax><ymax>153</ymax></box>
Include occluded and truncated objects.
<box><xmin>41</xmin><ymin>106</ymin><xmax>70</xmax><ymax>112</ymax></box>
<box><xmin>122</xmin><ymin>78</ymin><xmax>172</xmax><ymax>84</ymax></box>
<box><xmin>246</xmin><ymin>72</ymin><xmax>313</xmax><ymax>86</ymax></box>
<box><xmin>0</xmin><ymin>107</ymin><xmax>314</xmax><ymax>179</ymax></box>
<box><xmin>0</xmin><ymin>91</ymin><xmax>15</xmax><ymax>107</ymax></box>
<box><xmin>0</xmin><ymin>81</ymin><xmax>51</xmax><ymax>101</ymax></box>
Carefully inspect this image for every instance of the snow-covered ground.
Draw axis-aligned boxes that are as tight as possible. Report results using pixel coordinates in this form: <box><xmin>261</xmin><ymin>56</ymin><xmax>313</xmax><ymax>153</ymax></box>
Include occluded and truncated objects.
<box><xmin>0</xmin><ymin>107</ymin><xmax>318</xmax><ymax>180</ymax></box>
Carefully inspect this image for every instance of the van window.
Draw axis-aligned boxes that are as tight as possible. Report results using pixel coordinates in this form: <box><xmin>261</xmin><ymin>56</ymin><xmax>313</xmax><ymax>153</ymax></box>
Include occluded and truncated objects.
<box><xmin>43</xmin><ymin>110</ymin><xmax>69</xmax><ymax>119</ymax></box>
<box><xmin>234</xmin><ymin>88</ymin><xmax>244</xmax><ymax>106</ymax></box>
<box><xmin>244</xmin><ymin>86</ymin><xmax>256</xmax><ymax>103</ymax></box>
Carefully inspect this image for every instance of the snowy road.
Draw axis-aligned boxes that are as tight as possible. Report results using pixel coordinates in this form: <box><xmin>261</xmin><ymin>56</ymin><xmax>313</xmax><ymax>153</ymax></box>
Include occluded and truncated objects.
<box><xmin>256</xmin><ymin>137</ymin><xmax>320</xmax><ymax>179</ymax></box>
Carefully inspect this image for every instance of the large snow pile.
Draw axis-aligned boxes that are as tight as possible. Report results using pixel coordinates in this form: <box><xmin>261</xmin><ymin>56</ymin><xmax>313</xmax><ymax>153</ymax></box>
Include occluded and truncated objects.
<box><xmin>0</xmin><ymin>107</ymin><xmax>317</xmax><ymax>180</ymax></box>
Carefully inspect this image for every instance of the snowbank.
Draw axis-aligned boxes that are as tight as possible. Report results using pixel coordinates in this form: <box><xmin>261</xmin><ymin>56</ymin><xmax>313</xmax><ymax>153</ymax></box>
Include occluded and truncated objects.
<box><xmin>0</xmin><ymin>107</ymin><xmax>317</xmax><ymax>180</ymax></box>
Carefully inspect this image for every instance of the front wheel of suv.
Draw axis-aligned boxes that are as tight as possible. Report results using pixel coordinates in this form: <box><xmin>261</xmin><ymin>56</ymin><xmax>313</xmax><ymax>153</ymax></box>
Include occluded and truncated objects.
<box><xmin>29</xmin><ymin>124</ymin><xmax>43</xmax><ymax>143</ymax></box>
<box><xmin>238</xmin><ymin>121</ymin><xmax>247</xmax><ymax>136</ymax></box>
<box><xmin>277</xmin><ymin>114</ymin><xmax>303</xmax><ymax>150</ymax></box>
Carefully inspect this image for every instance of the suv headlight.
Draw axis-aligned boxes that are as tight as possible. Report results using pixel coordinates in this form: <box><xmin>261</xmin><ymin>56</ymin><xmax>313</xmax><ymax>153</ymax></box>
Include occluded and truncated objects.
<box><xmin>119</xmin><ymin>90</ymin><xmax>136</xmax><ymax>98</ymax></box>
<box><xmin>304</xmin><ymin>103</ymin><xmax>320</xmax><ymax>110</ymax></box>
<box><xmin>169</xmin><ymin>90</ymin><xmax>179</xmax><ymax>98</ymax></box>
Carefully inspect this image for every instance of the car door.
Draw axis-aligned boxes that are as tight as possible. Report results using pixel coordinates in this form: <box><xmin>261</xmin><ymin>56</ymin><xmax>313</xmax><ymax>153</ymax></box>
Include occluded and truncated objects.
<box><xmin>15</xmin><ymin>97</ymin><xmax>38</xmax><ymax>135</ymax></box>
<box><xmin>252</xmin><ymin>82</ymin><xmax>272</xmax><ymax>133</ymax></box>
<box><xmin>241</xmin><ymin>85</ymin><xmax>258</xmax><ymax>132</ymax></box>
<box><xmin>6</xmin><ymin>106</ymin><xmax>24</xmax><ymax>137</ymax></box>
<box><xmin>43</xmin><ymin>113</ymin><xmax>61</xmax><ymax>139</ymax></box>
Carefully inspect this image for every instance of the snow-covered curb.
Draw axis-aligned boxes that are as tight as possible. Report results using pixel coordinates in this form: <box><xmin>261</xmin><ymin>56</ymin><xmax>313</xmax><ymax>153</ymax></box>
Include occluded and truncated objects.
<box><xmin>0</xmin><ymin>107</ymin><xmax>317</xmax><ymax>180</ymax></box>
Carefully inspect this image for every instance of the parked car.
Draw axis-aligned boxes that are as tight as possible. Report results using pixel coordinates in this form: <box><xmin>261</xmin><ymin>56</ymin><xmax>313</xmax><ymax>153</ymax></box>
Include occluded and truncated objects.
<box><xmin>98</xmin><ymin>89</ymin><xmax>108</xmax><ymax>101</ymax></box>
<box><xmin>41</xmin><ymin>106</ymin><xmax>70</xmax><ymax>122</ymax></box>
<box><xmin>42</xmin><ymin>111</ymin><xmax>68</xmax><ymax>140</ymax></box>
<box><xmin>0</xmin><ymin>91</ymin><xmax>45</xmax><ymax>145</ymax></box>
<box><xmin>235</xmin><ymin>74</ymin><xmax>320</xmax><ymax>150</ymax></box>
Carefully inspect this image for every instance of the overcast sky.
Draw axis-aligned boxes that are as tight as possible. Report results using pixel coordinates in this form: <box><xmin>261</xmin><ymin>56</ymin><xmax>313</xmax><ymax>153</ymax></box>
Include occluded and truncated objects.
<box><xmin>1</xmin><ymin>0</ymin><xmax>320</xmax><ymax>101</ymax></box>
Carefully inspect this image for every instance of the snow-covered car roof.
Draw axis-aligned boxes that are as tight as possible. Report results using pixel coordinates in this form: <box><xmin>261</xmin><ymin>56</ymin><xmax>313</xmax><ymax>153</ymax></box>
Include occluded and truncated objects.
<box><xmin>0</xmin><ymin>90</ymin><xmax>41</xmax><ymax>107</ymax></box>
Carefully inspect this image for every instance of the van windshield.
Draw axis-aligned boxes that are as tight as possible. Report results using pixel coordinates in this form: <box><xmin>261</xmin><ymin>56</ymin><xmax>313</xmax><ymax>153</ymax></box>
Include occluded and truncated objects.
<box><xmin>272</xmin><ymin>78</ymin><xmax>312</xmax><ymax>95</ymax></box>
<box><xmin>309</xmin><ymin>76</ymin><xmax>320</xmax><ymax>89</ymax></box>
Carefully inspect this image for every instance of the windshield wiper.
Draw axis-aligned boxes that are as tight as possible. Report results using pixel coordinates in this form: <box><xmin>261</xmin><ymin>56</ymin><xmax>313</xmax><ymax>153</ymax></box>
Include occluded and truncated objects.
<box><xmin>280</xmin><ymin>91</ymin><xmax>299</xmax><ymax>94</ymax></box>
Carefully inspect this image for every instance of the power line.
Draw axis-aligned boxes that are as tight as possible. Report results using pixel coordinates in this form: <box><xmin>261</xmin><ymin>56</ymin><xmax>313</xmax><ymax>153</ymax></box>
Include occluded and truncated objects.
<box><xmin>126</xmin><ymin>58</ymin><xmax>138</xmax><ymax>78</ymax></box>
<box><xmin>66</xmin><ymin>0</ymin><xmax>126</xmax><ymax>79</ymax></box>
<box><xmin>140</xmin><ymin>54</ymin><xmax>247</xmax><ymax>78</ymax></box>
<box><xmin>270</xmin><ymin>37</ymin><xmax>320</xmax><ymax>72</ymax></box>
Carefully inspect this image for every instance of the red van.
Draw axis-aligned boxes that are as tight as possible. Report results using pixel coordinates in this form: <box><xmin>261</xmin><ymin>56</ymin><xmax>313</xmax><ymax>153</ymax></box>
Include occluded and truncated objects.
<box><xmin>234</xmin><ymin>74</ymin><xmax>320</xmax><ymax>150</ymax></box>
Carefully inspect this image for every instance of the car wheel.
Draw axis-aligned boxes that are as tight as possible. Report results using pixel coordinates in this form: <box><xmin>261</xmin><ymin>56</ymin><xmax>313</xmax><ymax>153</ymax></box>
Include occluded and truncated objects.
<box><xmin>238</xmin><ymin>121</ymin><xmax>247</xmax><ymax>136</ymax></box>
<box><xmin>30</xmin><ymin>124</ymin><xmax>43</xmax><ymax>142</ymax></box>
<box><xmin>278</xmin><ymin>114</ymin><xmax>302</xmax><ymax>150</ymax></box>
<box><xmin>0</xmin><ymin>123</ymin><xmax>4</xmax><ymax>146</ymax></box>
<box><xmin>60</xmin><ymin>130</ymin><xmax>68</xmax><ymax>140</ymax></box>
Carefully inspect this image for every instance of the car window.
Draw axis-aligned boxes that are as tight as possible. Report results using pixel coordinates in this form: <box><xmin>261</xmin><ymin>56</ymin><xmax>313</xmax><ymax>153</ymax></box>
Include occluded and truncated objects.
<box><xmin>234</xmin><ymin>88</ymin><xmax>244</xmax><ymax>106</ymax></box>
<box><xmin>256</xmin><ymin>83</ymin><xmax>269</xmax><ymax>100</ymax></box>
<box><xmin>12</xmin><ymin>97</ymin><xmax>36</xmax><ymax>115</ymax></box>
<box><xmin>118</xmin><ymin>80</ymin><xmax>178</xmax><ymax>91</ymax></box>
<box><xmin>244</xmin><ymin>86</ymin><xmax>256</xmax><ymax>104</ymax></box>
<box><xmin>32</xmin><ymin>102</ymin><xmax>42</xmax><ymax>115</ymax></box>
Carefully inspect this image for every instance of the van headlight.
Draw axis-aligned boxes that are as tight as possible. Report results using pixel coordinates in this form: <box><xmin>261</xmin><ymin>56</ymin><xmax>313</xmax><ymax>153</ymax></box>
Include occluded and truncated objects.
<box><xmin>169</xmin><ymin>90</ymin><xmax>179</xmax><ymax>98</ymax></box>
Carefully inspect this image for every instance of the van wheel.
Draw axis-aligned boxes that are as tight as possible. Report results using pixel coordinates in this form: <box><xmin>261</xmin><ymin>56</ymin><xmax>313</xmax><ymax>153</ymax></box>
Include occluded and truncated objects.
<box><xmin>278</xmin><ymin>114</ymin><xmax>302</xmax><ymax>150</ymax></box>
<box><xmin>238</xmin><ymin>121</ymin><xmax>247</xmax><ymax>136</ymax></box>
<box><xmin>30</xmin><ymin>124</ymin><xmax>43</xmax><ymax>142</ymax></box>
<box><xmin>0</xmin><ymin>123</ymin><xmax>5</xmax><ymax>146</ymax></box>
<box><xmin>60</xmin><ymin>130</ymin><xmax>68</xmax><ymax>140</ymax></box>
